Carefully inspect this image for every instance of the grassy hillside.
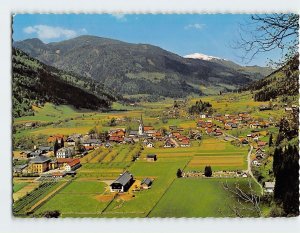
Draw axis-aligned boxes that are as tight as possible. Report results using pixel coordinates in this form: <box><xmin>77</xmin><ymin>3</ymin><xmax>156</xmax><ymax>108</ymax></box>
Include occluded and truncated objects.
<box><xmin>240</xmin><ymin>55</ymin><xmax>299</xmax><ymax>103</ymax></box>
<box><xmin>12</xmin><ymin>48</ymin><xmax>117</xmax><ymax>118</ymax></box>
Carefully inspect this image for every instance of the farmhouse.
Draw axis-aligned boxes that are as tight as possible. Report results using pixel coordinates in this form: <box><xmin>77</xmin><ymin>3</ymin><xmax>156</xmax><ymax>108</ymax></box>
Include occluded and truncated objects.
<box><xmin>64</xmin><ymin>158</ymin><xmax>81</xmax><ymax>172</ymax></box>
<box><xmin>56</xmin><ymin>147</ymin><xmax>75</xmax><ymax>158</ymax></box>
<box><xmin>146</xmin><ymin>154</ymin><xmax>157</xmax><ymax>161</ymax></box>
<box><xmin>141</xmin><ymin>178</ymin><xmax>153</xmax><ymax>189</ymax></box>
<box><xmin>110</xmin><ymin>171</ymin><xmax>134</xmax><ymax>192</ymax></box>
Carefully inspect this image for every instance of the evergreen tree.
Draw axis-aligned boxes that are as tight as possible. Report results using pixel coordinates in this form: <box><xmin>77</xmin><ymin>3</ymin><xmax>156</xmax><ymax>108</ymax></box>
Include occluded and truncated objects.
<box><xmin>61</xmin><ymin>138</ymin><xmax>64</xmax><ymax>148</ymax></box>
<box><xmin>204</xmin><ymin>166</ymin><xmax>212</xmax><ymax>177</ymax></box>
<box><xmin>176</xmin><ymin>168</ymin><xmax>183</xmax><ymax>178</ymax></box>
<box><xmin>53</xmin><ymin>139</ymin><xmax>59</xmax><ymax>156</ymax></box>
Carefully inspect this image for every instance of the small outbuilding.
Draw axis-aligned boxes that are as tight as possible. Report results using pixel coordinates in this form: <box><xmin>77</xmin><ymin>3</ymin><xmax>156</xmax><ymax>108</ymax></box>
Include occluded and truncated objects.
<box><xmin>141</xmin><ymin>178</ymin><xmax>153</xmax><ymax>189</ymax></box>
<box><xmin>146</xmin><ymin>154</ymin><xmax>157</xmax><ymax>162</ymax></box>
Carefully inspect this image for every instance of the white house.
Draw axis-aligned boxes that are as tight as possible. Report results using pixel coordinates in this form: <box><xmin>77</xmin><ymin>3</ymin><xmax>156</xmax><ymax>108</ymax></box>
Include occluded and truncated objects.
<box><xmin>199</xmin><ymin>113</ymin><xmax>206</xmax><ymax>119</ymax></box>
<box><xmin>264</xmin><ymin>182</ymin><xmax>275</xmax><ymax>193</ymax></box>
<box><xmin>56</xmin><ymin>147</ymin><xmax>75</xmax><ymax>158</ymax></box>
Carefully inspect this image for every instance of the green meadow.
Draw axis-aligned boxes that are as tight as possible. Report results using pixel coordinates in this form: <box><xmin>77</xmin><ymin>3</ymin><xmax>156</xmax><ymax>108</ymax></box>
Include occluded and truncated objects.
<box><xmin>149</xmin><ymin>178</ymin><xmax>261</xmax><ymax>217</ymax></box>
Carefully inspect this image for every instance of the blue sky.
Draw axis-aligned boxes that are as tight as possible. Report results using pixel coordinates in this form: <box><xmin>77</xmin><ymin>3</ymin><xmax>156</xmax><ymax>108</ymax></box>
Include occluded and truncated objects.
<box><xmin>13</xmin><ymin>14</ymin><xmax>283</xmax><ymax>66</ymax></box>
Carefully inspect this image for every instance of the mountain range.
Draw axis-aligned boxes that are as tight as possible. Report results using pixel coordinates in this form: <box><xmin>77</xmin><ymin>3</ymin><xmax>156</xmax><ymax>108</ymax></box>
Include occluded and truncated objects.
<box><xmin>14</xmin><ymin>35</ymin><xmax>273</xmax><ymax>98</ymax></box>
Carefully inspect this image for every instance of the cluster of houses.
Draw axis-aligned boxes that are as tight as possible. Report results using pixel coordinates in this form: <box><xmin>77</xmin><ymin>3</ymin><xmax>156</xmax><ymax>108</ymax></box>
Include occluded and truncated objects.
<box><xmin>197</xmin><ymin>119</ymin><xmax>224</xmax><ymax>136</ymax></box>
<box><xmin>198</xmin><ymin>112</ymin><xmax>271</xmax><ymax>130</ymax></box>
<box><xmin>14</xmin><ymin>155</ymin><xmax>81</xmax><ymax>178</ymax></box>
<box><xmin>252</xmin><ymin>147</ymin><xmax>266</xmax><ymax>167</ymax></box>
<box><xmin>109</xmin><ymin>115</ymin><xmax>193</xmax><ymax>149</ymax></box>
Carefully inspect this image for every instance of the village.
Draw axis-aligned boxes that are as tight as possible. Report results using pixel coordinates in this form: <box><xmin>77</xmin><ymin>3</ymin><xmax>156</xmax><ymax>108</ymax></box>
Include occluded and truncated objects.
<box><xmin>13</xmin><ymin>100</ymin><xmax>293</xmax><ymax>197</ymax></box>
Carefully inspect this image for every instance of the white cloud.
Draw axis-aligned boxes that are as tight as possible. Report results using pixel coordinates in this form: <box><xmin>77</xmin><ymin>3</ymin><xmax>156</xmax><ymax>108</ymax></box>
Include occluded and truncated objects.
<box><xmin>111</xmin><ymin>14</ymin><xmax>127</xmax><ymax>22</ymax></box>
<box><xmin>184</xmin><ymin>23</ymin><xmax>206</xmax><ymax>30</ymax></box>
<box><xmin>23</xmin><ymin>25</ymin><xmax>87</xmax><ymax>40</ymax></box>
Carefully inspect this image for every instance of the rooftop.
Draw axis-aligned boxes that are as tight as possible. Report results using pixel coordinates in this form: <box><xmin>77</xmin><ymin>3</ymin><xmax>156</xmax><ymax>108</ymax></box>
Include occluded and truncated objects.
<box><xmin>30</xmin><ymin>155</ymin><xmax>51</xmax><ymax>164</ymax></box>
<box><xmin>111</xmin><ymin>171</ymin><xmax>133</xmax><ymax>186</ymax></box>
<box><xmin>141</xmin><ymin>178</ymin><xmax>152</xmax><ymax>186</ymax></box>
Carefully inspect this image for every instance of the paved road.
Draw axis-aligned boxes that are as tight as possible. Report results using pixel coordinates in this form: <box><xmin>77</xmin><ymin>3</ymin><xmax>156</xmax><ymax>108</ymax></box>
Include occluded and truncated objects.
<box><xmin>225</xmin><ymin>133</ymin><xmax>263</xmax><ymax>193</ymax></box>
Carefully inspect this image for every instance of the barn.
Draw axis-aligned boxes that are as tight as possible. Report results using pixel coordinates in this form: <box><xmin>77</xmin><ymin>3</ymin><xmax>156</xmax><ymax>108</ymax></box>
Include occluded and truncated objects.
<box><xmin>110</xmin><ymin>171</ymin><xmax>134</xmax><ymax>192</ymax></box>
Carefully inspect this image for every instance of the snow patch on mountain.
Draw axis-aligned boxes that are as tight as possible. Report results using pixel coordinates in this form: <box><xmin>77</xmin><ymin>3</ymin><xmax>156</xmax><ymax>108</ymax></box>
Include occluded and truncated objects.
<box><xmin>184</xmin><ymin>53</ymin><xmax>225</xmax><ymax>61</ymax></box>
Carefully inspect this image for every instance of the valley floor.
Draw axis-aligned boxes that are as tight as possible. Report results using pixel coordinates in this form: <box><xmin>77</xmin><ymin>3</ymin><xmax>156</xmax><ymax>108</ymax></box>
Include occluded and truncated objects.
<box><xmin>13</xmin><ymin>92</ymin><xmax>287</xmax><ymax>218</ymax></box>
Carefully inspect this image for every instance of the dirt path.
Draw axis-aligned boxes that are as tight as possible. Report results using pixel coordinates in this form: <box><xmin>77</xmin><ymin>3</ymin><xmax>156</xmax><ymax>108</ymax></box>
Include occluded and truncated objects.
<box><xmin>28</xmin><ymin>181</ymin><xmax>70</xmax><ymax>212</ymax></box>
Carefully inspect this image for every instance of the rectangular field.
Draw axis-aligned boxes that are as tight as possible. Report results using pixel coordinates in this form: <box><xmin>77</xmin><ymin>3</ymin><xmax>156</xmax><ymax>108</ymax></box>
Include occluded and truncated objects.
<box><xmin>149</xmin><ymin>178</ymin><xmax>261</xmax><ymax>217</ymax></box>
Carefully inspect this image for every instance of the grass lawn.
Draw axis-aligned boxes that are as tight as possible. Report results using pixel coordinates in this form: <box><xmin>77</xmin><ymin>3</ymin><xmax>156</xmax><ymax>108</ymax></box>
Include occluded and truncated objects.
<box><xmin>149</xmin><ymin>178</ymin><xmax>261</xmax><ymax>217</ymax></box>
<box><xmin>36</xmin><ymin>180</ymin><xmax>109</xmax><ymax>217</ymax></box>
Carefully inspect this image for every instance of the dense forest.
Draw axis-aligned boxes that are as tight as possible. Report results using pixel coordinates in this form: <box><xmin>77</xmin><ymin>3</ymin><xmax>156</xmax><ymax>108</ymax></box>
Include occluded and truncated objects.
<box><xmin>272</xmin><ymin>111</ymin><xmax>299</xmax><ymax>216</ymax></box>
<box><xmin>12</xmin><ymin>48</ymin><xmax>118</xmax><ymax>118</ymax></box>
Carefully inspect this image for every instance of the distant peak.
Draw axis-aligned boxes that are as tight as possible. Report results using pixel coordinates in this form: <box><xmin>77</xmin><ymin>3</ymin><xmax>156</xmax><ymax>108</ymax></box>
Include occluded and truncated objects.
<box><xmin>184</xmin><ymin>53</ymin><xmax>225</xmax><ymax>61</ymax></box>
<box><xmin>22</xmin><ymin>38</ymin><xmax>45</xmax><ymax>44</ymax></box>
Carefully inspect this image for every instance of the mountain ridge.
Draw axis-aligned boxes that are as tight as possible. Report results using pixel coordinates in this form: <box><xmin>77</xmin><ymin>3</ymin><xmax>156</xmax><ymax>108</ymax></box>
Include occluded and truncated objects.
<box><xmin>14</xmin><ymin>35</ymin><xmax>273</xmax><ymax>98</ymax></box>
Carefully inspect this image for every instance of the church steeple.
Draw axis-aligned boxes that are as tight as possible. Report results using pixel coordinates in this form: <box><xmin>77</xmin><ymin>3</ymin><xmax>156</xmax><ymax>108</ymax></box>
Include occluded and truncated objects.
<box><xmin>138</xmin><ymin>114</ymin><xmax>144</xmax><ymax>135</ymax></box>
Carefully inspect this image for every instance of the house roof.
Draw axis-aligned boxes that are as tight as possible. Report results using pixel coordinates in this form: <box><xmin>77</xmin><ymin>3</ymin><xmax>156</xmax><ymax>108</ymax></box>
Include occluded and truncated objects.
<box><xmin>85</xmin><ymin>139</ymin><xmax>101</xmax><ymax>144</ymax></box>
<box><xmin>39</xmin><ymin>146</ymin><xmax>52</xmax><ymax>151</ymax></box>
<box><xmin>144</xmin><ymin>126</ymin><xmax>154</xmax><ymax>131</ymax></box>
<box><xmin>30</xmin><ymin>155</ymin><xmax>51</xmax><ymax>164</ymax></box>
<box><xmin>111</xmin><ymin>171</ymin><xmax>133</xmax><ymax>186</ymax></box>
<box><xmin>57</xmin><ymin>158</ymin><xmax>74</xmax><ymax>164</ymax></box>
<box><xmin>141</xmin><ymin>178</ymin><xmax>152</xmax><ymax>186</ymax></box>
<box><xmin>129</xmin><ymin>131</ymin><xmax>138</xmax><ymax>135</ymax></box>
<box><xmin>67</xmin><ymin>159</ymin><xmax>81</xmax><ymax>167</ymax></box>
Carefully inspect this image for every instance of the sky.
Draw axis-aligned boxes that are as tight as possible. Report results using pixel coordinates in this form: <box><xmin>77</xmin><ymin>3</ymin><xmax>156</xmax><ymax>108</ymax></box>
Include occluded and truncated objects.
<box><xmin>13</xmin><ymin>14</ymin><xmax>284</xmax><ymax>66</ymax></box>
